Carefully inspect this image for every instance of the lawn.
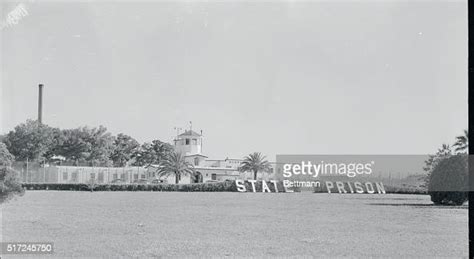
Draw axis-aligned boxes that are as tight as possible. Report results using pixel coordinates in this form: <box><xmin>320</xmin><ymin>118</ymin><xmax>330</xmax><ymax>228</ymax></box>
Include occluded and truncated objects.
<box><xmin>0</xmin><ymin>191</ymin><xmax>468</xmax><ymax>257</ymax></box>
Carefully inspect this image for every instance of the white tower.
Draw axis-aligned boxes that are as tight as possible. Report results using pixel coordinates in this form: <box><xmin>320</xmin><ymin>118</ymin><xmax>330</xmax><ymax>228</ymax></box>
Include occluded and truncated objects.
<box><xmin>174</xmin><ymin>130</ymin><xmax>202</xmax><ymax>156</ymax></box>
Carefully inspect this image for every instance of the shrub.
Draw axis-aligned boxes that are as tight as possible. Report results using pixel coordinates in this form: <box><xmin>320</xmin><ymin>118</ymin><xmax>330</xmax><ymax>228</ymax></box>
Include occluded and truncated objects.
<box><xmin>0</xmin><ymin>167</ymin><xmax>25</xmax><ymax>203</ymax></box>
<box><xmin>428</xmin><ymin>154</ymin><xmax>468</xmax><ymax>205</ymax></box>
<box><xmin>0</xmin><ymin>143</ymin><xmax>14</xmax><ymax>166</ymax></box>
<box><xmin>87</xmin><ymin>179</ymin><xmax>98</xmax><ymax>192</ymax></box>
<box><xmin>20</xmin><ymin>180</ymin><xmax>287</xmax><ymax>192</ymax></box>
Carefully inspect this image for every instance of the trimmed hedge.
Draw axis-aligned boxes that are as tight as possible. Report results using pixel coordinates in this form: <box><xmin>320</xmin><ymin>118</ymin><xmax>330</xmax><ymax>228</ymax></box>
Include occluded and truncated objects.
<box><xmin>312</xmin><ymin>181</ymin><xmax>426</xmax><ymax>195</ymax></box>
<box><xmin>428</xmin><ymin>155</ymin><xmax>468</xmax><ymax>205</ymax></box>
<box><xmin>383</xmin><ymin>185</ymin><xmax>427</xmax><ymax>195</ymax></box>
<box><xmin>22</xmin><ymin>180</ymin><xmax>286</xmax><ymax>192</ymax></box>
<box><xmin>22</xmin><ymin>181</ymin><xmax>427</xmax><ymax>194</ymax></box>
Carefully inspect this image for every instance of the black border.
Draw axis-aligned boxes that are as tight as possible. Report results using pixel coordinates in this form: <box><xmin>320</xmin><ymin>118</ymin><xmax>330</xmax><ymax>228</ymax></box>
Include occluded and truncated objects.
<box><xmin>469</xmin><ymin>0</ymin><xmax>473</xmax><ymax>257</ymax></box>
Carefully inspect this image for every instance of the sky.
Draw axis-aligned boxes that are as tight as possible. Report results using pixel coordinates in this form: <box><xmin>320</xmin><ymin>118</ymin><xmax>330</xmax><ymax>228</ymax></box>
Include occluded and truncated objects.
<box><xmin>0</xmin><ymin>0</ymin><xmax>468</xmax><ymax>160</ymax></box>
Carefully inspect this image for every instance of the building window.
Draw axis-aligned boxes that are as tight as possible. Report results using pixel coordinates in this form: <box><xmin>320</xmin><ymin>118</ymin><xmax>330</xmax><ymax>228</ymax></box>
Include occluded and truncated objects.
<box><xmin>192</xmin><ymin>139</ymin><xmax>197</xmax><ymax>145</ymax></box>
<box><xmin>194</xmin><ymin>157</ymin><xmax>199</xmax><ymax>166</ymax></box>
<box><xmin>185</xmin><ymin>139</ymin><xmax>190</xmax><ymax>145</ymax></box>
<box><xmin>62</xmin><ymin>172</ymin><xmax>68</xmax><ymax>181</ymax></box>
<box><xmin>71</xmin><ymin>172</ymin><xmax>78</xmax><ymax>182</ymax></box>
<box><xmin>211</xmin><ymin>174</ymin><xmax>217</xmax><ymax>180</ymax></box>
<box><xmin>134</xmin><ymin>174</ymin><xmax>139</xmax><ymax>180</ymax></box>
<box><xmin>98</xmin><ymin>172</ymin><xmax>104</xmax><ymax>183</ymax></box>
<box><xmin>90</xmin><ymin>173</ymin><xmax>95</xmax><ymax>179</ymax></box>
<box><xmin>113</xmin><ymin>173</ymin><xmax>118</xmax><ymax>180</ymax></box>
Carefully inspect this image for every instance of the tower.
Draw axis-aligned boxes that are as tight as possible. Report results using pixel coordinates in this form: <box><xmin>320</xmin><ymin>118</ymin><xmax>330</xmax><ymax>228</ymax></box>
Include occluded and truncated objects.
<box><xmin>173</xmin><ymin>129</ymin><xmax>203</xmax><ymax>156</ymax></box>
<box><xmin>38</xmin><ymin>84</ymin><xmax>43</xmax><ymax>124</ymax></box>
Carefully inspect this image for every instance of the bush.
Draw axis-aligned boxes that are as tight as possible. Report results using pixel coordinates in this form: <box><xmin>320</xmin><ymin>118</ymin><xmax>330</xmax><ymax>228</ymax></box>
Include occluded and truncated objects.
<box><xmin>0</xmin><ymin>167</ymin><xmax>25</xmax><ymax>203</ymax></box>
<box><xmin>21</xmin><ymin>180</ymin><xmax>286</xmax><ymax>192</ymax></box>
<box><xmin>428</xmin><ymin>155</ymin><xmax>468</xmax><ymax>205</ymax></box>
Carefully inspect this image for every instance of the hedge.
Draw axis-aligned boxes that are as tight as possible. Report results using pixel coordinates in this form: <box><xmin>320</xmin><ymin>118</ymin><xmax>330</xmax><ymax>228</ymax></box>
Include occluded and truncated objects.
<box><xmin>21</xmin><ymin>180</ymin><xmax>286</xmax><ymax>192</ymax></box>
<box><xmin>428</xmin><ymin>155</ymin><xmax>468</xmax><ymax>205</ymax></box>
<box><xmin>22</xmin><ymin>181</ymin><xmax>428</xmax><ymax>194</ymax></box>
<box><xmin>311</xmin><ymin>181</ymin><xmax>426</xmax><ymax>195</ymax></box>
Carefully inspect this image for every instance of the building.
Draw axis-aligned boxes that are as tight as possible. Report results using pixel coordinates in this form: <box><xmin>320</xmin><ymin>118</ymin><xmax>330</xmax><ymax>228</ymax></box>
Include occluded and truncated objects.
<box><xmin>155</xmin><ymin>130</ymin><xmax>247</xmax><ymax>183</ymax></box>
<box><xmin>147</xmin><ymin>129</ymin><xmax>277</xmax><ymax>184</ymax></box>
<box><xmin>18</xmin><ymin>128</ymin><xmax>276</xmax><ymax>184</ymax></box>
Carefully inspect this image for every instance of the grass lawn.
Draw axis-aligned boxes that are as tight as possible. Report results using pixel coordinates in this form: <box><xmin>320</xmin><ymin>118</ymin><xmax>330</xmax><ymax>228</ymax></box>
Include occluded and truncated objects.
<box><xmin>0</xmin><ymin>191</ymin><xmax>468</xmax><ymax>257</ymax></box>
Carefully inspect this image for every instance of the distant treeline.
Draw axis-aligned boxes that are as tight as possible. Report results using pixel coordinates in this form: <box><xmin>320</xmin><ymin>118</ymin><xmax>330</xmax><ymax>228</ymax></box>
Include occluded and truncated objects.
<box><xmin>1</xmin><ymin>119</ymin><xmax>172</xmax><ymax>167</ymax></box>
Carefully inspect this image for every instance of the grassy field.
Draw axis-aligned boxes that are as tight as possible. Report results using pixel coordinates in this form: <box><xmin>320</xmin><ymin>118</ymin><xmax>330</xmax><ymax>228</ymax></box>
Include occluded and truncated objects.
<box><xmin>0</xmin><ymin>191</ymin><xmax>468</xmax><ymax>258</ymax></box>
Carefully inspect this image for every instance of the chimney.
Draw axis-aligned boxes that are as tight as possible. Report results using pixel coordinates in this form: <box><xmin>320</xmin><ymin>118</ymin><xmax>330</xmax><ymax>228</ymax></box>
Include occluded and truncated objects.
<box><xmin>38</xmin><ymin>84</ymin><xmax>43</xmax><ymax>124</ymax></box>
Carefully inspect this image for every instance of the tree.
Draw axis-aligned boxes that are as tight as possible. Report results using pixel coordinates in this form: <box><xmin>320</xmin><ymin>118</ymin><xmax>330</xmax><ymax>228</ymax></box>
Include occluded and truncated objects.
<box><xmin>423</xmin><ymin>144</ymin><xmax>452</xmax><ymax>187</ymax></box>
<box><xmin>0</xmin><ymin>142</ymin><xmax>15</xmax><ymax>166</ymax></box>
<box><xmin>132</xmin><ymin>140</ymin><xmax>173</xmax><ymax>167</ymax></box>
<box><xmin>57</xmin><ymin>127</ymin><xmax>92</xmax><ymax>164</ymax></box>
<box><xmin>3</xmin><ymin>120</ymin><xmax>57</xmax><ymax>161</ymax></box>
<box><xmin>132</xmin><ymin>142</ymin><xmax>152</xmax><ymax>167</ymax></box>
<box><xmin>87</xmin><ymin>126</ymin><xmax>115</xmax><ymax>166</ymax></box>
<box><xmin>423</xmin><ymin>144</ymin><xmax>452</xmax><ymax>173</ymax></box>
<box><xmin>238</xmin><ymin>152</ymin><xmax>271</xmax><ymax>180</ymax></box>
<box><xmin>42</xmin><ymin>128</ymin><xmax>65</xmax><ymax>161</ymax></box>
<box><xmin>157</xmin><ymin>151</ymin><xmax>194</xmax><ymax>184</ymax></box>
<box><xmin>150</xmin><ymin>139</ymin><xmax>173</xmax><ymax>163</ymax></box>
<box><xmin>0</xmin><ymin>167</ymin><xmax>25</xmax><ymax>203</ymax></box>
<box><xmin>428</xmin><ymin>154</ymin><xmax>468</xmax><ymax>205</ymax></box>
<box><xmin>110</xmin><ymin>133</ymin><xmax>140</xmax><ymax>167</ymax></box>
<box><xmin>57</xmin><ymin>126</ymin><xmax>115</xmax><ymax>166</ymax></box>
<box><xmin>453</xmin><ymin>129</ymin><xmax>468</xmax><ymax>153</ymax></box>
<box><xmin>0</xmin><ymin>134</ymin><xmax>23</xmax><ymax>203</ymax></box>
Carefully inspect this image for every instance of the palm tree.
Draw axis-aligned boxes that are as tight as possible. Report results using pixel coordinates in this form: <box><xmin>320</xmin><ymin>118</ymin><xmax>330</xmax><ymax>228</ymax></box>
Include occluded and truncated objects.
<box><xmin>238</xmin><ymin>152</ymin><xmax>271</xmax><ymax>180</ymax></box>
<box><xmin>453</xmin><ymin>130</ymin><xmax>468</xmax><ymax>153</ymax></box>
<box><xmin>157</xmin><ymin>151</ymin><xmax>194</xmax><ymax>184</ymax></box>
<box><xmin>438</xmin><ymin>144</ymin><xmax>452</xmax><ymax>156</ymax></box>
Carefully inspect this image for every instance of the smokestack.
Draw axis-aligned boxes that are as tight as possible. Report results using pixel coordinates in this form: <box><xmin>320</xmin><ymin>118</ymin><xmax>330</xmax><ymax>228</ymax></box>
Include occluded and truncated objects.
<box><xmin>38</xmin><ymin>84</ymin><xmax>43</xmax><ymax>124</ymax></box>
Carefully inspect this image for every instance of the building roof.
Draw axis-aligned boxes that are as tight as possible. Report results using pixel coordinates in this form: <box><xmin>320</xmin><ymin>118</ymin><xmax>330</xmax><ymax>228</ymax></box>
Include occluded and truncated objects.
<box><xmin>225</xmin><ymin>157</ymin><xmax>243</xmax><ymax>161</ymax></box>
<box><xmin>184</xmin><ymin>154</ymin><xmax>208</xmax><ymax>158</ymax></box>
<box><xmin>178</xmin><ymin>130</ymin><xmax>201</xmax><ymax>137</ymax></box>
